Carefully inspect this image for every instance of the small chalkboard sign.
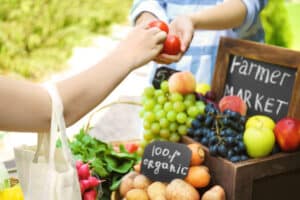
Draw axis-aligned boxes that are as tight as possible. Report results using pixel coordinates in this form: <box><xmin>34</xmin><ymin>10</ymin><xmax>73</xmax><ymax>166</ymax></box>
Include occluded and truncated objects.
<box><xmin>141</xmin><ymin>141</ymin><xmax>191</xmax><ymax>182</ymax></box>
<box><xmin>152</xmin><ymin>66</ymin><xmax>179</xmax><ymax>89</ymax></box>
<box><xmin>212</xmin><ymin>37</ymin><xmax>300</xmax><ymax>121</ymax></box>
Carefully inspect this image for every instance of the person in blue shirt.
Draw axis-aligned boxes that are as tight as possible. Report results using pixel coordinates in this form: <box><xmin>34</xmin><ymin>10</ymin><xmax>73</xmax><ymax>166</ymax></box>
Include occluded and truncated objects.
<box><xmin>131</xmin><ymin>0</ymin><xmax>267</xmax><ymax>84</ymax></box>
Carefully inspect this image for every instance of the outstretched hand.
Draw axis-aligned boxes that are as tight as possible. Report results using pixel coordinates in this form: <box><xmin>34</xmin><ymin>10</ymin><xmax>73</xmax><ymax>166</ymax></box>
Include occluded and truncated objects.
<box><xmin>115</xmin><ymin>24</ymin><xmax>167</xmax><ymax>70</ymax></box>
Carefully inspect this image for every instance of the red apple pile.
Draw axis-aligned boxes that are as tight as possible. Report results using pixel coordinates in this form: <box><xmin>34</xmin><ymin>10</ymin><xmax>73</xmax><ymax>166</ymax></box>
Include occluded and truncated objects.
<box><xmin>76</xmin><ymin>160</ymin><xmax>101</xmax><ymax>200</ymax></box>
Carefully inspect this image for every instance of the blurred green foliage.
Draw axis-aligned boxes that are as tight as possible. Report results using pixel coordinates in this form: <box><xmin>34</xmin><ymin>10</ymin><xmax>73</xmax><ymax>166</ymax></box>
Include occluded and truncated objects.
<box><xmin>261</xmin><ymin>0</ymin><xmax>292</xmax><ymax>48</ymax></box>
<box><xmin>0</xmin><ymin>0</ymin><xmax>133</xmax><ymax>80</ymax></box>
<box><xmin>286</xmin><ymin>2</ymin><xmax>300</xmax><ymax>50</ymax></box>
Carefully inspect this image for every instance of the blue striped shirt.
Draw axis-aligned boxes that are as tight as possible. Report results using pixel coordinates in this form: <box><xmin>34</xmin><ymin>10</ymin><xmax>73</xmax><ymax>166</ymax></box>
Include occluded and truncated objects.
<box><xmin>130</xmin><ymin>0</ymin><xmax>267</xmax><ymax>84</ymax></box>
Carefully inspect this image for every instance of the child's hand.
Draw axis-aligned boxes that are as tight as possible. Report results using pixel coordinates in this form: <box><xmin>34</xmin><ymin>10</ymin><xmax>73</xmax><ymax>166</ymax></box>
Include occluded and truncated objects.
<box><xmin>153</xmin><ymin>15</ymin><xmax>194</xmax><ymax>64</ymax></box>
<box><xmin>115</xmin><ymin>25</ymin><xmax>167</xmax><ymax>69</ymax></box>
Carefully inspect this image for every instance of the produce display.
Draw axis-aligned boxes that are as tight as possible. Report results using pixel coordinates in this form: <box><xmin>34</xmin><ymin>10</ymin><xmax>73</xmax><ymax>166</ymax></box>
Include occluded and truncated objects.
<box><xmin>118</xmin><ymin>143</ymin><xmax>225</xmax><ymax>200</ymax></box>
<box><xmin>139</xmin><ymin>71</ymin><xmax>205</xmax><ymax>154</ymax></box>
<box><xmin>60</xmin><ymin>69</ymin><xmax>300</xmax><ymax>199</ymax></box>
<box><xmin>138</xmin><ymin>69</ymin><xmax>300</xmax><ymax>164</ymax></box>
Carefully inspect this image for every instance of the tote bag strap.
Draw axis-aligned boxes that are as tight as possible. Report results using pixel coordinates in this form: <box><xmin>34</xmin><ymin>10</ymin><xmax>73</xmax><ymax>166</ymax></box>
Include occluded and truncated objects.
<box><xmin>43</xmin><ymin>83</ymin><xmax>75</xmax><ymax>169</ymax></box>
<box><xmin>33</xmin><ymin>133</ymin><xmax>50</xmax><ymax>163</ymax></box>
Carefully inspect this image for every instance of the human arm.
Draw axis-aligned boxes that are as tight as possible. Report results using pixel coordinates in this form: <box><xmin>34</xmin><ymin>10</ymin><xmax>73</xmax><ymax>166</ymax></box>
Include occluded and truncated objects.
<box><xmin>155</xmin><ymin>0</ymin><xmax>266</xmax><ymax>64</ymax></box>
<box><xmin>0</xmin><ymin>25</ymin><xmax>166</xmax><ymax>132</ymax></box>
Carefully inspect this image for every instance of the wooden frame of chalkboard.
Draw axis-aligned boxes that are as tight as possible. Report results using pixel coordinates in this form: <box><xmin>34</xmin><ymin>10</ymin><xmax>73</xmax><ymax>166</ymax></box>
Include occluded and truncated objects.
<box><xmin>212</xmin><ymin>37</ymin><xmax>300</xmax><ymax>121</ymax></box>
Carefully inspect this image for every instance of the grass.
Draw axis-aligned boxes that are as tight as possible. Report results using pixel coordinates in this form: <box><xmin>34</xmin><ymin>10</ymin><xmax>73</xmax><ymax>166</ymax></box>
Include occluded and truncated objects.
<box><xmin>286</xmin><ymin>3</ymin><xmax>300</xmax><ymax>50</ymax></box>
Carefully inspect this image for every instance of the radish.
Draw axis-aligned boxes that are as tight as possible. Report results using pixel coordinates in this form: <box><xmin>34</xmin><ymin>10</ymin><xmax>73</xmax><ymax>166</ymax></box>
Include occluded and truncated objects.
<box><xmin>78</xmin><ymin>164</ymin><xmax>90</xmax><ymax>180</ymax></box>
<box><xmin>76</xmin><ymin>160</ymin><xmax>83</xmax><ymax>170</ymax></box>
<box><xmin>80</xmin><ymin>179</ymin><xmax>90</xmax><ymax>193</ymax></box>
<box><xmin>88</xmin><ymin>176</ymin><xmax>100</xmax><ymax>187</ymax></box>
<box><xmin>83</xmin><ymin>189</ymin><xmax>97</xmax><ymax>200</ymax></box>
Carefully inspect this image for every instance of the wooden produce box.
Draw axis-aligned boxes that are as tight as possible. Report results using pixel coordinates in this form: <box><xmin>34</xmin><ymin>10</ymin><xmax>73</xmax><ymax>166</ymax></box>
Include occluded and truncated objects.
<box><xmin>182</xmin><ymin>136</ymin><xmax>300</xmax><ymax>200</ymax></box>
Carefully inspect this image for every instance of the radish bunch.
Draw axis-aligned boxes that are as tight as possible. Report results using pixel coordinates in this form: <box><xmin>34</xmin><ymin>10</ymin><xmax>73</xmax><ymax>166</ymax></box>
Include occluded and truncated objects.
<box><xmin>76</xmin><ymin>160</ymin><xmax>101</xmax><ymax>200</ymax></box>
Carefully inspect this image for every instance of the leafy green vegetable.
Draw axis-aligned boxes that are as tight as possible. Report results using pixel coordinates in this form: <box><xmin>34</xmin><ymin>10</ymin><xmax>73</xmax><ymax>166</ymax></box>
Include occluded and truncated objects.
<box><xmin>69</xmin><ymin>128</ymin><xmax>140</xmax><ymax>199</ymax></box>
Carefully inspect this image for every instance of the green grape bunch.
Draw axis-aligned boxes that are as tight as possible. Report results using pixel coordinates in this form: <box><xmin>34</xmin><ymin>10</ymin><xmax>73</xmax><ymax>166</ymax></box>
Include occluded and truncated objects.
<box><xmin>138</xmin><ymin>81</ymin><xmax>206</xmax><ymax>155</ymax></box>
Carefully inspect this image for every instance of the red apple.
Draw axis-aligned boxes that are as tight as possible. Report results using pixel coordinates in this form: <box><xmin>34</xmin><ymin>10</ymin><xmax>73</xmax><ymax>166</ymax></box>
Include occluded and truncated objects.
<box><xmin>218</xmin><ymin>95</ymin><xmax>247</xmax><ymax>116</ymax></box>
<box><xmin>168</xmin><ymin>71</ymin><xmax>196</xmax><ymax>94</ymax></box>
<box><xmin>274</xmin><ymin>117</ymin><xmax>300</xmax><ymax>152</ymax></box>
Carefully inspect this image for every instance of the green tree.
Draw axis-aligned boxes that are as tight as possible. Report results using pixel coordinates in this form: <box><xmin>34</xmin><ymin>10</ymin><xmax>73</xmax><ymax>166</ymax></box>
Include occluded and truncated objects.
<box><xmin>261</xmin><ymin>0</ymin><xmax>292</xmax><ymax>47</ymax></box>
<box><xmin>0</xmin><ymin>0</ymin><xmax>133</xmax><ymax>80</ymax></box>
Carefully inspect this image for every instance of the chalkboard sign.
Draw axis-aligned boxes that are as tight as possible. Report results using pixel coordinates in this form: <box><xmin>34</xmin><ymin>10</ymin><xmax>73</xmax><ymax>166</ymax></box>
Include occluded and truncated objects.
<box><xmin>152</xmin><ymin>66</ymin><xmax>179</xmax><ymax>89</ymax></box>
<box><xmin>212</xmin><ymin>37</ymin><xmax>300</xmax><ymax>121</ymax></box>
<box><xmin>141</xmin><ymin>141</ymin><xmax>191</xmax><ymax>182</ymax></box>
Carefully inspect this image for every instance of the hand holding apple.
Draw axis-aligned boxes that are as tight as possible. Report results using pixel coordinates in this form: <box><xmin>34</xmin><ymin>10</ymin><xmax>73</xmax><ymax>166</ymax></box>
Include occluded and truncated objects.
<box><xmin>148</xmin><ymin>20</ymin><xmax>182</xmax><ymax>56</ymax></box>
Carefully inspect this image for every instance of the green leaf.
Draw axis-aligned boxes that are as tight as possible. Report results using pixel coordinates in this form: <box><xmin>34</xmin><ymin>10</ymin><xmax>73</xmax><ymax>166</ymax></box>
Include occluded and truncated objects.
<box><xmin>109</xmin><ymin>174</ymin><xmax>123</xmax><ymax>191</ymax></box>
<box><xmin>104</xmin><ymin>155</ymin><xmax>134</xmax><ymax>174</ymax></box>
<box><xmin>91</xmin><ymin>159</ymin><xmax>109</xmax><ymax>178</ymax></box>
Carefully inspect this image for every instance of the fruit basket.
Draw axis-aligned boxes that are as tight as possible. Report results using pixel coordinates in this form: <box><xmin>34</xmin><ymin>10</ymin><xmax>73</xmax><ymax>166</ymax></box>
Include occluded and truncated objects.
<box><xmin>182</xmin><ymin>136</ymin><xmax>300</xmax><ymax>200</ymax></box>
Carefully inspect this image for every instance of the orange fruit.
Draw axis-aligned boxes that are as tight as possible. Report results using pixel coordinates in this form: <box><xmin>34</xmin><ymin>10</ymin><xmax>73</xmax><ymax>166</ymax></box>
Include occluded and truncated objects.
<box><xmin>188</xmin><ymin>143</ymin><xmax>205</xmax><ymax>166</ymax></box>
<box><xmin>185</xmin><ymin>166</ymin><xmax>211</xmax><ymax>188</ymax></box>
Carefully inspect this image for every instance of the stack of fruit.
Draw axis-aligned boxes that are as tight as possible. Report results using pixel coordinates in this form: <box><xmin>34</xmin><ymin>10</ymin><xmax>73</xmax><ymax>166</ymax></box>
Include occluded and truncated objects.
<box><xmin>139</xmin><ymin>71</ymin><xmax>206</xmax><ymax>154</ymax></box>
<box><xmin>140</xmin><ymin>70</ymin><xmax>300</xmax><ymax>163</ymax></box>
<box><xmin>118</xmin><ymin>143</ymin><xmax>225</xmax><ymax>200</ymax></box>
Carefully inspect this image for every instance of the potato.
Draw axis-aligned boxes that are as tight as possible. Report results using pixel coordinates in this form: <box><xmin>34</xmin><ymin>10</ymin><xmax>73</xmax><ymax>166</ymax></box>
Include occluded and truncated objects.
<box><xmin>120</xmin><ymin>171</ymin><xmax>139</xmax><ymax>196</ymax></box>
<box><xmin>201</xmin><ymin>185</ymin><xmax>225</xmax><ymax>200</ymax></box>
<box><xmin>133</xmin><ymin>174</ymin><xmax>151</xmax><ymax>190</ymax></box>
<box><xmin>166</xmin><ymin>179</ymin><xmax>200</xmax><ymax>200</ymax></box>
<box><xmin>147</xmin><ymin>182</ymin><xmax>167</xmax><ymax>200</ymax></box>
<box><xmin>126</xmin><ymin>189</ymin><xmax>149</xmax><ymax>200</ymax></box>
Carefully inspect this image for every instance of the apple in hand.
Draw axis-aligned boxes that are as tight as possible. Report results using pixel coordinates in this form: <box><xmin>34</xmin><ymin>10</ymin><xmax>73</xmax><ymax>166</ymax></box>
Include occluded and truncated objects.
<box><xmin>162</xmin><ymin>34</ymin><xmax>181</xmax><ymax>55</ymax></box>
<box><xmin>218</xmin><ymin>95</ymin><xmax>247</xmax><ymax>116</ymax></box>
<box><xmin>168</xmin><ymin>71</ymin><xmax>196</xmax><ymax>94</ymax></box>
<box><xmin>148</xmin><ymin>20</ymin><xmax>169</xmax><ymax>33</ymax></box>
<box><xmin>243</xmin><ymin>126</ymin><xmax>275</xmax><ymax>158</ymax></box>
<box><xmin>274</xmin><ymin>117</ymin><xmax>300</xmax><ymax>152</ymax></box>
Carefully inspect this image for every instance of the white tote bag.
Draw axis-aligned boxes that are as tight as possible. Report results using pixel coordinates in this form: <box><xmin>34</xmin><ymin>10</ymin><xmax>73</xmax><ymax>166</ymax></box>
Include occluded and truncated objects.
<box><xmin>14</xmin><ymin>83</ymin><xmax>81</xmax><ymax>200</ymax></box>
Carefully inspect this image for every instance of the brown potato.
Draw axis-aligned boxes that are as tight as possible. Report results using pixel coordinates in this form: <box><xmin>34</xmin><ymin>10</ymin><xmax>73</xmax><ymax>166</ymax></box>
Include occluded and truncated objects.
<box><xmin>126</xmin><ymin>189</ymin><xmax>149</xmax><ymax>200</ymax></box>
<box><xmin>119</xmin><ymin>171</ymin><xmax>139</xmax><ymax>197</ymax></box>
<box><xmin>133</xmin><ymin>174</ymin><xmax>151</xmax><ymax>190</ymax></box>
<box><xmin>166</xmin><ymin>179</ymin><xmax>200</xmax><ymax>200</ymax></box>
<box><xmin>147</xmin><ymin>182</ymin><xmax>167</xmax><ymax>200</ymax></box>
<box><xmin>201</xmin><ymin>185</ymin><xmax>226</xmax><ymax>200</ymax></box>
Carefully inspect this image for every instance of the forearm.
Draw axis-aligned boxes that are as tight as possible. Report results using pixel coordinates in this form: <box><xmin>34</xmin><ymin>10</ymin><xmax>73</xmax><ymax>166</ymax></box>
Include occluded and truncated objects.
<box><xmin>0</xmin><ymin>52</ymin><xmax>134</xmax><ymax>132</ymax></box>
<box><xmin>58</xmin><ymin>51</ymin><xmax>134</xmax><ymax>128</ymax></box>
<box><xmin>189</xmin><ymin>0</ymin><xmax>247</xmax><ymax>30</ymax></box>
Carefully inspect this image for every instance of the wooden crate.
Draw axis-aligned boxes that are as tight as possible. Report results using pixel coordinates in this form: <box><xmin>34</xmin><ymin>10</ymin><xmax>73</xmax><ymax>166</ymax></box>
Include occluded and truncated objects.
<box><xmin>182</xmin><ymin>136</ymin><xmax>300</xmax><ymax>200</ymax></box>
